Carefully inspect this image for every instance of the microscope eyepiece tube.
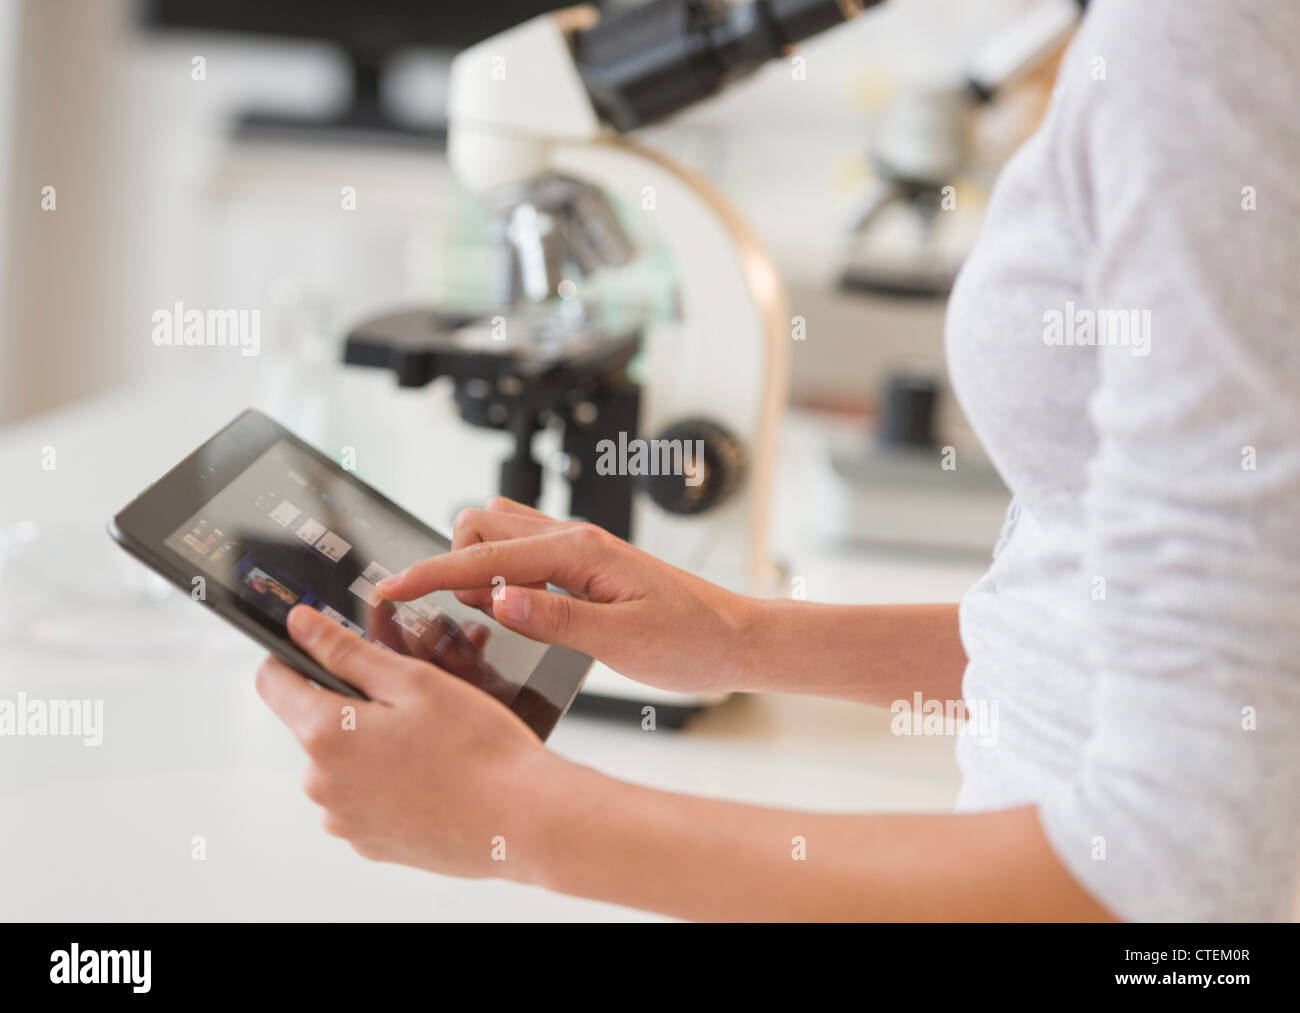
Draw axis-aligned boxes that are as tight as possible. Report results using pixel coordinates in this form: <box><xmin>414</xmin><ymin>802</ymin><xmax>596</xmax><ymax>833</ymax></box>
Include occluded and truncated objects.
<box><xmin>766</xmin><ymin>0</ymin><xmax>870</xmax><ymax>45</ymax></box>
<box><xmin>573</xmin><ymin>0</ymin><xmax>877</xmax><ymax>132</ymax></box>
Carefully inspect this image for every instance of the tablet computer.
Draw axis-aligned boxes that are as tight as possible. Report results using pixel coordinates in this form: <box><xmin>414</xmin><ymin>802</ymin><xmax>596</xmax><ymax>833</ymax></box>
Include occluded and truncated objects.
<box><xmin>107</xmin><ymin>409</ymin><xmax>591</xmax><ymax>740</ymax></box>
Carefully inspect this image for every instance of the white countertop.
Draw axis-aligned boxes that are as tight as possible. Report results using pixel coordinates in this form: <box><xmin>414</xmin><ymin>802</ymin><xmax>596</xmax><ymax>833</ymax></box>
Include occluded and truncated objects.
<box><xmin>0</xmin><ymin>382</ymin><xmax>986</xmax><ymax>921</ymax></box>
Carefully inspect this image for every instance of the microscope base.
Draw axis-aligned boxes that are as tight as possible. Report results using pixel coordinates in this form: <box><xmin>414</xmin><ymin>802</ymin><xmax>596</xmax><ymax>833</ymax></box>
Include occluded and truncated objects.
<box><xmin>573</xmin><ymin>662</ymin><xmax>729</xmax><ymax>729</ymax></box>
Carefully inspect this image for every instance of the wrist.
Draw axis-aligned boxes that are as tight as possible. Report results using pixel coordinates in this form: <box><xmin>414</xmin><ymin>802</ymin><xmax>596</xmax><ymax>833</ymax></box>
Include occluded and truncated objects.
<box><xmin>725</xmin><ymin>593</ymin><xmax>779</xmax><ymax>691</ymax></box>
<box><xmin>498</xmin><ymin>746</ymin><xmax>608</xmax><ymax>889</ymax></box>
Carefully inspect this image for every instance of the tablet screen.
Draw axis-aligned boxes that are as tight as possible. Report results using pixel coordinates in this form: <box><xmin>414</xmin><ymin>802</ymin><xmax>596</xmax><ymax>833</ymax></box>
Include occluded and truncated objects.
<box><xmin>162</xmin><ymin>438</ymin><xmax>543</xmax><ymax>706</ymax></box>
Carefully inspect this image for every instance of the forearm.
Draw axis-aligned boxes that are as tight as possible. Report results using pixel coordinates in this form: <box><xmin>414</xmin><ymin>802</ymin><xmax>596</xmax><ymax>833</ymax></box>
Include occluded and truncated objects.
<box><xmin>513</xmin><ymin>758</ymin><xmax>1113</xmax><ymax>922</ymax></box>
<box><xmin>733</xmin><ymin>599</ymin><xmax>966</xmax><ymax>705</ymax></box>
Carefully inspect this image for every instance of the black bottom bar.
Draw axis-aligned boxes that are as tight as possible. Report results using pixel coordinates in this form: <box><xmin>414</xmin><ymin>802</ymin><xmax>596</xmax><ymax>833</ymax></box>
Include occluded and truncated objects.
<box><xmin>0</xmin><ymin>922</ymin><xmax>1288</xmax><ymax>999</ymax></box>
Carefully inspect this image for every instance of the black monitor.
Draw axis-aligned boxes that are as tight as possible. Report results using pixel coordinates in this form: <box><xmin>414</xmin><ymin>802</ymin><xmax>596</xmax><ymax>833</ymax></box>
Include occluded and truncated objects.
<box><xmin>138</xmin><ymin>1</ymin><xmax>577</xmax><ymax>145</ymax></box>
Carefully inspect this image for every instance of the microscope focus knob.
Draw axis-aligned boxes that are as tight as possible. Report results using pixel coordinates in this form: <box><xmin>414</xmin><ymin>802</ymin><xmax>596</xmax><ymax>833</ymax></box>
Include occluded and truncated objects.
<box><xmin>640</xmin><ymin>418</ymin><xmax>746</xmax><ymax>516</ymax></box>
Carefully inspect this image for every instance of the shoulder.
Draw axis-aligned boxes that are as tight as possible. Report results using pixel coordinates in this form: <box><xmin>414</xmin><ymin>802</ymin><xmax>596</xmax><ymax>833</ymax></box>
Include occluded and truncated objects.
<box><xmin>1073</xmin><ymin>0</ymin><xmax>1300</xmax><ymax>83</ymax></box>
<box><xmin>1051</xmin><ymin>0</ymin><xmax>1300</xmax><ymax>233</ymax></box>
<box><xmin>1059</xmin><ymin>0</ymin><xmax>1299</xmax><ymax>149</ymax></box>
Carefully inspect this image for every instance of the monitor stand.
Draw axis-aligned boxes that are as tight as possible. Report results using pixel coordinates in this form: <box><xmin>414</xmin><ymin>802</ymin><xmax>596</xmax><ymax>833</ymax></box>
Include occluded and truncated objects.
<box><xmin>232</xmin><ymin>52</ymin><xmax>447</xmax><ymax>150</ymax></box>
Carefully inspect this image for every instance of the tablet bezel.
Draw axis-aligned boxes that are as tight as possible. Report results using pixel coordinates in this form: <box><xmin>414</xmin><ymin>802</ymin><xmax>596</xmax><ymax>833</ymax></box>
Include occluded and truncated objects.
<box><xmin>108</xmin><ymin>409</ymin><xmax>590</xmax><ymax>741</ymax></box>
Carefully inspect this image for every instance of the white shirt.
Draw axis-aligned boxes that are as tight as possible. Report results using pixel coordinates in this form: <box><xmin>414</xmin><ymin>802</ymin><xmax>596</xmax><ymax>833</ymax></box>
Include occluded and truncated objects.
<box><xmin>944</xmin><ymin>0</ymin><xmax>1300</xmax><ymax>921</ymax></box>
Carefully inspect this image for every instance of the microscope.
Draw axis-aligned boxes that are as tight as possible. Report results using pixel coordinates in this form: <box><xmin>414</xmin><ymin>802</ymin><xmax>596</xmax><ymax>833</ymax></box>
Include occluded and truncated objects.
<box><xmin>344</xmin><ymin>0</ymin><xmax>874</xmax><ymax>721</ymax></box>
<box><xmin>840</xmin><ymin>0</ymin><xmax>1084</xmax><ymax>297</ymax></box>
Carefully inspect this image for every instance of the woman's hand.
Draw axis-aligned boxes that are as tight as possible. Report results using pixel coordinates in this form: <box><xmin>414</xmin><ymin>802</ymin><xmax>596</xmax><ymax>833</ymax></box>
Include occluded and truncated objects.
<box><xmin>256</xmin><ymin>605</ymin><xmax>1109</xmax><ymax>921</ymax></box>
<box><xmin>256</xmin><ymin>604</ymin><xmax>568</xmax><ymax>880</ymax></box>
<box><xmin>375</xmin><ymin>497</ymin><xmax>756</xmax><ymax>694</ymax></box>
